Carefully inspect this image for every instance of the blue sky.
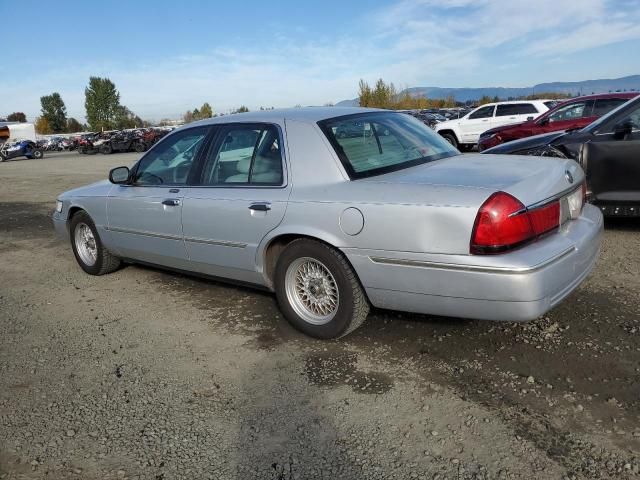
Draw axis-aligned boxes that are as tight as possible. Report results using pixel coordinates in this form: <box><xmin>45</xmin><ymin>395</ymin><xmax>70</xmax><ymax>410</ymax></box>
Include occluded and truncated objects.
<box><xmin>2</xmin><ymin>0</ymin><xmax>640</xmax><ymax>121</ymax></box>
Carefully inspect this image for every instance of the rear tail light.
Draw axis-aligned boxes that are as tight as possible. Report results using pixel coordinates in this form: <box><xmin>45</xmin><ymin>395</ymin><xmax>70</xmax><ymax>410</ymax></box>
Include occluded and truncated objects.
<box><xmin>471</xmin><ymin>192</ymin><xmax>560</xmax><ymax>254</ymax></box>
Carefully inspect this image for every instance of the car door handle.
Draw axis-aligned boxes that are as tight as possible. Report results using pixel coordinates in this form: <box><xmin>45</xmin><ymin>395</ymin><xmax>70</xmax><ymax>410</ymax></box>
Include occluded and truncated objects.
<box><xmin>162</xmin><ymin>199</ymin><xmax>181</xmax><ymax>206</ymax></box>
<box><xmin>249</xmin><ymin>202</ymin><xmax>271</xmax><ymax>211</ymax></box>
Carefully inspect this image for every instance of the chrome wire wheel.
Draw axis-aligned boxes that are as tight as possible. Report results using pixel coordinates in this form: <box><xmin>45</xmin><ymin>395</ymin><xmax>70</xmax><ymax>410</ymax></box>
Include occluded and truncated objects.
<box><xmin>285</xmin><ymin>257</ymin><xmax>339</xmax><ymax>325</ymax></box>
<box><xmin>74</xmin><ymin>222</ymin><xmax>98</xmax><ymax>266</ymax></box>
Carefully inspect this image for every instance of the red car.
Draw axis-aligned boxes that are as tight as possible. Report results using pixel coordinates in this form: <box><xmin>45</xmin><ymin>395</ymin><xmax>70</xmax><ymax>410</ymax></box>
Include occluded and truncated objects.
<box><xmin>477</xmin><ymin>92</ymin><xmax>638</xmax><ymax>151</ymax></box>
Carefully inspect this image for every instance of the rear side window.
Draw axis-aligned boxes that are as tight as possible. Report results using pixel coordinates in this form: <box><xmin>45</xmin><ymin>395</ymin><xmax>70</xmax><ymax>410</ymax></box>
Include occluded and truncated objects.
<box><xmin>200</xmin><ymin>125</ymin><xmax>283</xmax><ymax>185</ymax></box>
<box><xmin>495</xmin><ymin>103</ymin><xmax>539</xmax><ymax>116</ymax></box>
<box><xmin>318</xmin><ymin>112</ymin><xmax>458</xmax><ymax>179</ymax></box>
<box><xmin>468</xmin><ymin>106</ymin><xmax>495</xmax><ymax>119</ymax></box>
<box><xmin>592</xmin><ymin>98</ymin><xmax>628</xmax><ymax>116</ymax></box>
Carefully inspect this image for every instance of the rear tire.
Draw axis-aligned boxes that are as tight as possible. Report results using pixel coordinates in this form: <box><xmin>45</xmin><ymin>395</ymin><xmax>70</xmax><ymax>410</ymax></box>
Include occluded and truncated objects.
<box><xmin>70</xmin><ymin>211</ymin><xmax>121</xmax><ymax>275</ymax></box>
<box><xmin>100</xmin><ymin>144</ymin><xmax>113</xmax><ymax>155</ymax></box>
<box><xmin>440</xmin><ymin>132</ymin><xmax>458</xmax><ymax>149</ymax></box>
<box><xmin>32</xmin><ymin>149</ymin><xmax>44</xmax><ymax>159</ymax></box>
<box><xmin>134</xmin><ymin>141</ymin><xmax>146</xmax><ymax>153</ymax></box>
<box><xmin>274</xmin><ymin>239</ymin><xmax>369</xmax><ymax>339</ymax></box>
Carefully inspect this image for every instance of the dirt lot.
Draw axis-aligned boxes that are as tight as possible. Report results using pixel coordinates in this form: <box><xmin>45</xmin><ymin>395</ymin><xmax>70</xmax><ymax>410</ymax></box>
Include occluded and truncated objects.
<box><xmin>0</xmin><ymin>151</ymin><xmax>638</xmax><ymax>480</ymax></box>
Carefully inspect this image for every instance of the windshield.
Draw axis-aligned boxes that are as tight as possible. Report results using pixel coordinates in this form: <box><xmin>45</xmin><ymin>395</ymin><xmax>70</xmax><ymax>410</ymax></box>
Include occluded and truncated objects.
<box><xmin>318</xmin><ymin>112</ymin><xmax>459</xmax><ymax>179</ymax></box>
<box><xmin>582</xmin><ymin>96</ymin><xmax>639</xmax><ymax>133</ymax></box>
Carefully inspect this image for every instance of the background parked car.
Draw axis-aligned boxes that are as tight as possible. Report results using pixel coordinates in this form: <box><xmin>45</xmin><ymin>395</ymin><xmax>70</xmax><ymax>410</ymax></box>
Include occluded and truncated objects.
<box><xmin>482</xmin><ymin>95</ymin><xmax>640</xmax><ymax>217</ymax></box>
<box><xmin>478</xmin><ymin>93</ymin><xmax>639</xmax><ymax>151</ymax></box>
<box><xmin>435</xmin><ymin>100</ymin><xmax>551</xmax><ymax>149</ymax></box>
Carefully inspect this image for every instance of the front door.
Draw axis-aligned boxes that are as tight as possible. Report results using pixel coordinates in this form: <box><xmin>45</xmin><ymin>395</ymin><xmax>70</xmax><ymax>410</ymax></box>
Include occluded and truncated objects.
<box><xmin>181</xmin><ymin>123</ymin><xmax>290</xmax><ymax>284</ymax></box>
<box><xmin>106</xmin><ymin>126</ymin><xmax>211</xmax><ymax>268</ymax></box>
<box><xmin>587</xmin><ymin>103</ymin><xmax>640</xmax><ymax>207</ymax></box>
<box><xmin>459</xmin><ymin>105</ymin><xmax>495</xmax><ymax>143</ymax></box>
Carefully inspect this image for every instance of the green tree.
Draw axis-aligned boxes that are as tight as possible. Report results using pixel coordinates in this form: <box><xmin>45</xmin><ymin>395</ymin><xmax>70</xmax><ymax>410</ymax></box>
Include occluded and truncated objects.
<box><xmin>7</xmin><ymin>112</ymin><xmax>27</xmax><ymax>122</ymax></box>
<box><xmin>113</xmin><ymin>105</ymin><xmax>143</xmax><ymax>129</ymax></box>
<box><xmin>199</xmin><ymin>102</ymin><xmax>213</xmax><ymax>118</ymax></box>
<box><xmin>358</xmin><ymin>79</ymin><xmax>372</xmax><ymax>107</ymax></box>
<box><xmin>40</xmin><ymin>93</ymin><xmax>67</xmax><ymax>133</ymax></box>
<box><xmin>66</xmin><ymin>118</ymin><xmax>84</xmax><ymax>132</ymax></box>
<box><xmin>233</xmin><ymin>105</ymin><xmax>249</xmax><ymax>113</ymax></box>
<box><xmin>478</xmin><ymin>95</ymin><xmax>493</xmax><ymax>105</ymax></box>
<box><xmin>84</xmin><ymin>77</ymin><xmax>121</xmax><ymax>131</ymax></box>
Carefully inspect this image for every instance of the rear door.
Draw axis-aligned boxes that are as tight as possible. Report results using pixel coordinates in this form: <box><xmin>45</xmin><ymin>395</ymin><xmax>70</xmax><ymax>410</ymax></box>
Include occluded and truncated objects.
<box><xmin>494</xmin><ymin>103</ymin><xmax>542</xmax><ymax>128</ymax></box>
<box><xmin>181</xmin><ymin>123</ymin><xmax>290</xmax><ymax>284</ymax></box>
<box><xmin>458</xmin><ymin>105</ymin><xmax>495</xmax><ymax>143</ymax></box>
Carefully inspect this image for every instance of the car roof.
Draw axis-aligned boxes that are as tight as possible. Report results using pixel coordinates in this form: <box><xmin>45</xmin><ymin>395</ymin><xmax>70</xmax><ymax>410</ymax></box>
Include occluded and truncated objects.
<box><xmin>476</xmin><ymin>100</ymin><xmax>550</xmax><ymax>108</ymax></box>
<box><xmin>185</xmin><ymin>107</ymin><xmax>387</xmax><ymax>128</ymax></box>
<box><xmin>552</xmin><ymin>91</ymin><xmax>639</xmax><ymax>105</ymax></box>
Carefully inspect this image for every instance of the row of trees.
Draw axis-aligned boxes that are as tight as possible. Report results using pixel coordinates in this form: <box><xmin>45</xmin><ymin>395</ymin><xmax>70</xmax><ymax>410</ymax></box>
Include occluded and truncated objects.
<box><xmin>358</xmin><ymin>79</ymin><xmax>457</xmax><ymax>110</ymax></box>
<box><xmin>359</xmin><ymin>79</ymin><xmax>579</xmax><ymax>110</ymax></box>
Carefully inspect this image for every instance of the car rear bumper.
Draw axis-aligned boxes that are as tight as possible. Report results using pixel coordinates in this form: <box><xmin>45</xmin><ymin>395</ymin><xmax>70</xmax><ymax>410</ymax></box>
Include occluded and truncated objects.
<box><xmin>342</xmin><ymin>204</ymin><xmax>603</xmax><ymax>322</ymax></box>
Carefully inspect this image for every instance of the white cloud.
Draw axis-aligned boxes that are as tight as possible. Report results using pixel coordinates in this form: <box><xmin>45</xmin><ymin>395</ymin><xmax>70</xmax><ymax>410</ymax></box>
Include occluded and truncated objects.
<box><xmin>2</xmin><ymin>0</ymin><xmax>639</xmax><ymax>121</ymax></box>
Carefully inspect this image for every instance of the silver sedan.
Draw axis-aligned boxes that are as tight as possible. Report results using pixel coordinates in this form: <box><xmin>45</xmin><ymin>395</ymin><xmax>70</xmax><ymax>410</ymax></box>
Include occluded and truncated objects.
<box><xmin>53</xmin><ymin>108</ymin><xmax>603</xmax><ymax>338</ymax></box>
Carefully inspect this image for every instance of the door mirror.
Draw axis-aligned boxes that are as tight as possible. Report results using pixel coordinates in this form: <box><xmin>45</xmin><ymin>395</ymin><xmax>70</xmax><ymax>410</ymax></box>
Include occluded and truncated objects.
<box><xmin>526</xmin><ymin>116</ymin><xmax>534</xmax><ymax>121</ymax></box>
<box><xmin>109</xmin><ymin>166</ymin><xmax>130</xmax><ymax>184</ymax></box>
<box><xmin>613</xmin><ymin>119</ymin><xmax>633</xmax><ymax>139</ymax></box>
<box><xmin>538</xmin><ymin>118</ymin><xmax>549</xmax><ymax>126</ymax></box>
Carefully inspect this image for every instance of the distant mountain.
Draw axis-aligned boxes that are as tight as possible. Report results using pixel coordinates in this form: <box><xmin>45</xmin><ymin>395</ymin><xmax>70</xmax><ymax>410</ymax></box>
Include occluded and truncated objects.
<box><xmin>335</xmin><ymin>75</ymin><xmax>640</xmax><ymax>106</ymax></box>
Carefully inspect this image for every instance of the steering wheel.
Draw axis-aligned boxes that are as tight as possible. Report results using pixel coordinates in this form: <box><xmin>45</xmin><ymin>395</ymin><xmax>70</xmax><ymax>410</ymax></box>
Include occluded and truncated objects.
<box><xmin>138</xmin><ymin>172</ymin><xmax>164</xmax><ymax>185</ymax></box>
<box><xmin>173</xmin><ymin>160</ymin><xmax>191</xmax><ymax>184</ymax></box>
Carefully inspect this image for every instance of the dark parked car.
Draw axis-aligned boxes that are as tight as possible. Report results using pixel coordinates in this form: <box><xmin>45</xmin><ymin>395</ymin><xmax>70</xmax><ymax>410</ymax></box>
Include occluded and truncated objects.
<box><xmin>100</xmin><ymin>131</ymin><xmax>146</xmax><ymax>154</ymax></box>
<box><xmin>478</xmin><ymin>93</ymin><xmax>638</xmax><ymax>151</ymax></box>
<box><xmin>483</xmin><ymin>95</ymin><xmax>640</xmax><ymax>217</ymax></box>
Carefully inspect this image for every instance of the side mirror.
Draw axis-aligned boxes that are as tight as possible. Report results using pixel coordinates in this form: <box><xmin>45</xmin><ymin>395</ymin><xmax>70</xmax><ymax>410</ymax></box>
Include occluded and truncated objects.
<box><xmin>109</xmin><ymin>166</ymin><xmax>130</xmax><ymax>184</ymax></box>
<box><xmin>613</xmin><ymin>119</ymin><xmax>633</xmax><ymax>139</ymax></box>
<box><xmin>538</xmin><ymin>118</ymin><xmax>549</xmax><ymax>126</ymax></box>
<box><xmin>526</xmin><ymin>116</ymin><xmax>534</xmax><ymax>121</ymax></box>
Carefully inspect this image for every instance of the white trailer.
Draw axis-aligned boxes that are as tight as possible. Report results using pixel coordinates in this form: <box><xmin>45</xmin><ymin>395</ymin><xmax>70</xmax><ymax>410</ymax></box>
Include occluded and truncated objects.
<box><xmin>0</xmin><ymin>122</ymin><xmax>37</xmax><ymax>142</ymax></box>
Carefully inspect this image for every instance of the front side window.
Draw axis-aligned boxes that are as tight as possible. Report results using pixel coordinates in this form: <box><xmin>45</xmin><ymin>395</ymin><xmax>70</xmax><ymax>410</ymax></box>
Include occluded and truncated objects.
<box><xmin>133</xmin><ymin>127</ymin><xmax>209</xmax><ymax>185</ymax></box>
<box><xmin>200</xmin><ymin>124</ymin><xmax>283</xmax><ymax>185</ymax></box>
<box><xmin>319</xmin><ymin>112</ymin><xmax>459</xmax><ymax>179</ymax></box>
<box><xmin>548</xmin><ymin>102</ymin><xmax>589</xmax><ymax>123</ymax></box>
<box><xmin>468</xmin><ymin>106</ymin><xmax>495</xmax><ymax>119</ymax></box>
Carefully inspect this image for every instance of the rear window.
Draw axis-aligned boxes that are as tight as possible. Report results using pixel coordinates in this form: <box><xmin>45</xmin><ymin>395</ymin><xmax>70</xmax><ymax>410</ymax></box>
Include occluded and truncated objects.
<box><xmin>592</xmin><ymin>98</ymin><xmax>628</xmax><ymax>116</ymax></box>
<box><xmin>496</xmin><ymin>103</ymin><xmax>539</xmax><ymax>116</ymax></box>
<box><xmin>318</xmin><ymin>112</ymin><xmax>459</xmax><ymax>179</ymax></box>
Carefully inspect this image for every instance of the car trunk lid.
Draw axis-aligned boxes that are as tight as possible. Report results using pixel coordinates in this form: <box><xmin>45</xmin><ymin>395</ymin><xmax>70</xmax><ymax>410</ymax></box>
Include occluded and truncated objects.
<box><xmin>360</xmin><ymin>153</ymin><xmax>583</xmax><ymax>208</ymax></box>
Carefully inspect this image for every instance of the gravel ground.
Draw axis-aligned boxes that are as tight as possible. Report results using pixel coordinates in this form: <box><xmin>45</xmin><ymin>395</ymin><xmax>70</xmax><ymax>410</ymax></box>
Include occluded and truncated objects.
<box><xmin>0</xmin><ymin>151</ymin><xmax>638</xmax><ymax>480</ymax></box>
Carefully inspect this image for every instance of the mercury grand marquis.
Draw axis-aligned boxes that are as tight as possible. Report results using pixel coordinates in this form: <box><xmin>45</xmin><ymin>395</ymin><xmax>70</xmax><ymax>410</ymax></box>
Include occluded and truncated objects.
<box><xmin>53</xmin><ymin>107</ymin><xmax>603</xmax><ymax>338</ymax></box>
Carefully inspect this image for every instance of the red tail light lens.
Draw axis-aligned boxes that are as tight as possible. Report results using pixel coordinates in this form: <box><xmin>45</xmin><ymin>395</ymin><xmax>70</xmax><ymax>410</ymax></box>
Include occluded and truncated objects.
<box><xmin>528</xmin><ymin>201</ymin><xmax>560</xmax><ymax>236</ymax></box>
<box><xmin>471</xmin><ymin>192</ymin><xmax>560</xmax><ymax>254</ymax></box>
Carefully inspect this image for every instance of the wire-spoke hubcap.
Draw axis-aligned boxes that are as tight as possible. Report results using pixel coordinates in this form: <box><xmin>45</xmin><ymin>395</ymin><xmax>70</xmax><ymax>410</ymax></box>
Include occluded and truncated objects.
<box><xmin>285</xmin><ymin>257</ymin><xmax>339</xmax><ymax>325</ymax></box>
<box><xmin>74</xmin><ymin>223</ymin><xmax>98</xmax><ymax>266</ymax></box>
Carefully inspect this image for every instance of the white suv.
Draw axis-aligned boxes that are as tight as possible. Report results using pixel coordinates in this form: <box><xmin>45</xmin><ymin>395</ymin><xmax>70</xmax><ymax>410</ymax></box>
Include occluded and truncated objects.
<box><xmin>435</xmin><ymin>100</ymin><xmax>552</xmax><ymax>149</ymax></box>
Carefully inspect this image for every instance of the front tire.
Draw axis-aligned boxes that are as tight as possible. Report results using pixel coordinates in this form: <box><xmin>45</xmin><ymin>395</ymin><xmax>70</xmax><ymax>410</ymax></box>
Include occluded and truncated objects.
<box><xmin>70</xmin><ymin>211</ymin><xmax>121</xmax><ymax>275</ymax></box>
<box><xmin>274</xmin><ymin>239</ymin><xmax>369</xmax><ymax>339</ymax></box>
<box><xmin>100</xmin><ymin>144</ymin><xmax>112</xmax><ymax>155</ymax></box>
<box><xmin>440</xmin><ymin>132</ymin><xmax>458</xmax><ymax>149</ymax></box>
<box><xmin>32</xmin><ymin>149</ymin><xmax>44</xmax><ymax>159</ymax></box>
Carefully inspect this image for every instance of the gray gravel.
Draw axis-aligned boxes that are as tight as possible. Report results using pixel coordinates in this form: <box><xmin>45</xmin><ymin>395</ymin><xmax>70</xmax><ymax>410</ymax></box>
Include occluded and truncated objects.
<box><xmin>0</xmin><ymin>151</ymin><xmax>638</xmax><ymax>479</ymax></box>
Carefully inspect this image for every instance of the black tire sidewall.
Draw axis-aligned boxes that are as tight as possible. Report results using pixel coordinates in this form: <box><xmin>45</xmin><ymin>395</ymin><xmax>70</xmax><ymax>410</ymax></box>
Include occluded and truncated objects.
<box><xmin>274</xmin><ymin>241</ymin><xmax>358</xmax><ymax>339</ymax></box>
<box><xmin>442</xmin><ymin>133</ymin><xmax>457</xmax><ymax>148</ymax></box>
<box><xmin>69</xmin><ymin>212</ymin><xmax>106</xmax><ymax>275</ymax></box>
